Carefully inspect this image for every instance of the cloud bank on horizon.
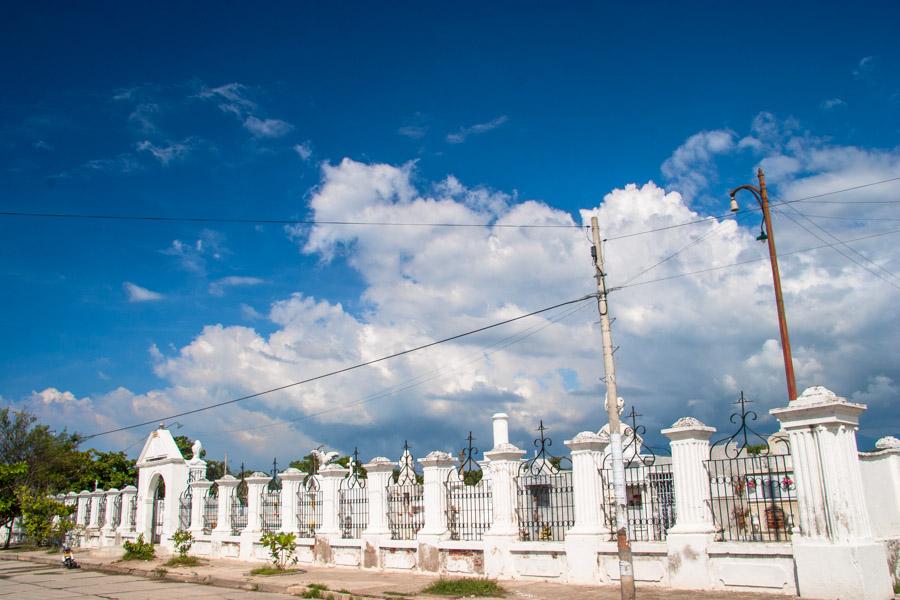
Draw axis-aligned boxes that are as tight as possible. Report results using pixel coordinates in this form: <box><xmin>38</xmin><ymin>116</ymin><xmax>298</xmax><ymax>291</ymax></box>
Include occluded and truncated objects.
<box><xmin>15</xmin><ymin>113</ymin><xmax>900</xmax><ymax>466</ymax></box>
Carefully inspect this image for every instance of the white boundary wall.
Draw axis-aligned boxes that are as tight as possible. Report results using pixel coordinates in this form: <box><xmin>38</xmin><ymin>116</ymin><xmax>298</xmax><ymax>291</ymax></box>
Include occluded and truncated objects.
<box><xmin>64</xmin><ymin>389</ymin><xmax>897</xmax><ymax>598</ymax></box>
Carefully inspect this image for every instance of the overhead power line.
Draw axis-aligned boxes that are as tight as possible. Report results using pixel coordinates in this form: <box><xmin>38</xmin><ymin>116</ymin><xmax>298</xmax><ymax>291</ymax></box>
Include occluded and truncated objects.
<box><xmin>0</xmin><ymin>211</ymin><xmax>585</xmax><ymax>229</ymax></box>
<box><xmin>82</xmin><ymin>293</ymin><xmax>598</xmax><ymax>441</ymax></box>
<box><xmin>192</xmin><ymin>300</ymin><xmax>593</xmax><ymax>440</ymax></box>
<box><xmin>1</xmin><ymin>176</ymin><xmax>897</xmax><ymax>236</ymax></box>
<box><xmin>774</xmin><ymin>207</ymin><xmax>900</xmax><ymax>290</ymax></box>
<box><xmin>610</xmin><ymin>227</ymin><xmax>900</xmax><ymax>291</ymax></box>
<box><xmin>604</xmin><ymin>176</ymin><xmax>900</xmax><ymax>241</ymax></box>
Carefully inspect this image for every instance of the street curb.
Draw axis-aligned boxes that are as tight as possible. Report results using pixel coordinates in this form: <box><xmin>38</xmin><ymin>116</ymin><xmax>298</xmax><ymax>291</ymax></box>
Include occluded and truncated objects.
<box><xmin>0</xmin><ymin>552</ymin><xmax>379</xmax><ymax>598</ymax></box>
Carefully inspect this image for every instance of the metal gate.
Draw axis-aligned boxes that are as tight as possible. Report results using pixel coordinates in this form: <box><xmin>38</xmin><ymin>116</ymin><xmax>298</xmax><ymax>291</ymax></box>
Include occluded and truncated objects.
<box><xmin>151</xmin><ymin>482</ymin><xmax>165</xmax><ymax>543</ymax></box>
<box><xmin>151</xmin><ymin>497</ymin><xmax>165</xmax><ymax>543</ymax></box>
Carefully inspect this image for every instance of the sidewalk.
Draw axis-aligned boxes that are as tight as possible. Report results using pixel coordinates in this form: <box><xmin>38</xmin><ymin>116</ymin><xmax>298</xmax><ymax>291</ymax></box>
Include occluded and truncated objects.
<box><xmin>0</xmin><ymin>548</ymin><xmax>793</xmax><ymax>600</ymax></box>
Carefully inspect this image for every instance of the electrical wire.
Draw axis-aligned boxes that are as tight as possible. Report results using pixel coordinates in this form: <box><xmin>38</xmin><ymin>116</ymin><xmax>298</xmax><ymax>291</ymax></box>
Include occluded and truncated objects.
<box><xmin>603</xmin><ymin>176</ymin><xmax>900</xmax><ymax>241</ymax></box>
<box><xmin>2</xmin><ymin>176</ymin><xmax>898</xmax><ymax>236</ymax></box>
<box><xmin>82</xmin><ymin>292</ymin><xmax>598</xmax><ymax>441</ymax></box>
<box><xmin>190</xmin><ymin>300</ymin><xmax>594</xmax><ymax>439</ymax></box>
<box><xmin>610</xmin><ymin>227</ymin><xmax>900</xmax><ymax>291</ymax></box>
<box><xmin>773</xmin><ymin>207</ymin><xmax>900</xmax><ymax>290</ymax></box>
<box><xmin>618</xmin><ymin>218</ymin><xmax>734</xmax><ymax>287</ymax></box>
<box><xmin>0</xmin><ymin>211</ymin><xmax>585</xmax><ymax>229</ymax></box>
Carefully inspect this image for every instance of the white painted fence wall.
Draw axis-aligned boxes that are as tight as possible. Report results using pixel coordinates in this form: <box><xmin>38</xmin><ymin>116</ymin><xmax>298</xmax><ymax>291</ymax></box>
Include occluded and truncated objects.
<box><xmin>59</xmin><ymin>388</ymin><xmax>897</xmax><ymax>599</ymax></box>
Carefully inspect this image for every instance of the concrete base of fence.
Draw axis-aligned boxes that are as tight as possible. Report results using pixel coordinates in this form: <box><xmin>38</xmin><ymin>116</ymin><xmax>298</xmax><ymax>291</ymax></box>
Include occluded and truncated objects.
<box><xmin>482</xmin><ymin>531</ymin><xmax>517</xmax><ymax>580</ymax></box>
<box><xmin>564</xmin><ymin>532</ymin><xmax>606</xmax><ymax>584</ymax></box>
<box><xmin>666</xmin><ymin>531</ymin><xmax>714</xmax><ymax>589</ymax></box>
<box><xmin>793</xmin><ymin>540</ymin><xmax>893</xmax><ymax>600</ymax></box>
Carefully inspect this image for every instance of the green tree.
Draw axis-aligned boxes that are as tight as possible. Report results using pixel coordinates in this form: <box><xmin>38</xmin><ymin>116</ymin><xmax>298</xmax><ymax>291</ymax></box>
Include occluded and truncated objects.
<box><xmin>68</xmin><ymin>449</ymin><xmax>138</xmax><ymax>492</ymax></box>
<box><xmin>0</xmin><ymin>408</ymin><xmax>85</xmax><ymax>494</ymax></box>
<box><xmin>0</xmin><ymin>462</ymin><xmax>28</xmax><ymax>548</ymax></box>
<box><xmin>16</xmin><ymin>486</ymin><xmax>76</xmax><ymax>547</ymax></box>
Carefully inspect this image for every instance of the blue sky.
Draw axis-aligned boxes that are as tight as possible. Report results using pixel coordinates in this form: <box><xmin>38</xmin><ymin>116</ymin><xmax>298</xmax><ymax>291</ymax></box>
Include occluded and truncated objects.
<box><xmin>2</xmin><ymin>2</ymin><xmax>899</xmax><ymax>470</ymax></box>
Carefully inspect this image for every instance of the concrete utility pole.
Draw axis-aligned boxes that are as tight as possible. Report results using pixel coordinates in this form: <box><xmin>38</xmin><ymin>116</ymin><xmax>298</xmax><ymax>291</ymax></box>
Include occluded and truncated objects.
<box><xmin>590</xmin><ymin>216</ymin><xmax>635</xmax><ymax>600</ymax></box>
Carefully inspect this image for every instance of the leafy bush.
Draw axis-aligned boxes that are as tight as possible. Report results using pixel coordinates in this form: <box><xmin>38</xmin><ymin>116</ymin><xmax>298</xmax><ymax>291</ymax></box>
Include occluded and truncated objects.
<box><xmin>171</xmin><ymin>529</ymin><xmax>194</xmax><ymax>558</ymax></box>
<box><xmin>259</xmin><ymin>531</ymin><xmax>298</xmax><ymax>570</ymax></box>
<box><xmin>422</xmin><ymin>578</ymin><xmax>506</xmax><ymax>597</ymax></box>
<box><xmin>122</xmin><ymin>533</ymin><xmax>155</xmax><ymax>560</ymax></box>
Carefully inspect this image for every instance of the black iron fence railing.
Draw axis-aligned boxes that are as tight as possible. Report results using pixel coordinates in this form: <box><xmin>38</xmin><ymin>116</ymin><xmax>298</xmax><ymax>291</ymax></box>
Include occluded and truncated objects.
<box><xmin>260</xmin><ymin>489</ymin><xmax>281</xmax><ymax>532</ymax></box>
<box><xmin>446</xmin><ymin>477</ymin><xmax>492</xmax><ymax>540</ymax></box>
<box><xmin>706</xmin><ymin>454</ymin><xmax>796</xmax><ymax>542</ymax></box>
<box><xmin>600</xmin><ymin>462</ymin><xmax>676</xmax><ymax>542</ymax></box>
<box><xmin>387</xmin><ymin>483</ymin><xmax>424</xmax><ymax>540</ymax></box>
<box><xmin>516</xmin><ymin>470</ymin><xmax>575</xmax><ymax>541</ymax></box>
<box><xmin>296</xmin><ymin>477</ymin><xmax>322</xmax><ymax>538</ymax></box>
<box><xmin>339</xmin><ymin>484</ymin><xmax>368</xmax><ymax>539</ymax></box>
<box><xmin>202</xmin><ymin>487</ymin><xmax>218</xmax><ymax>534</ymax></box>
<box><xmin>111</xmin><ymin>494</ymin><xmax>123</xmax><ymax>529</ymax></box>
<box><xmin>128</xmin><ymin>495</ymin><xmax>137</xmax><ymax>531</ymax></box>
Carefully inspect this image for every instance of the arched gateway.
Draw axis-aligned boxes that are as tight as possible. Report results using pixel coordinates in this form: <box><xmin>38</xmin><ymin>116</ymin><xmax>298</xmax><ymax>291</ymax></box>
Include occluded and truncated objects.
<box><xmin>135</xmin><ymin>425</ymin><xmax>189</xmax><ymax>547</ymax></box>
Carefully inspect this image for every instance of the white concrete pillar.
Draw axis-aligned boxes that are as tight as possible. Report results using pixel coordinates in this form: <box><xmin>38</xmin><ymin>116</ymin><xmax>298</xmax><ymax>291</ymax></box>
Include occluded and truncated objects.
<box><xmin>492</xmin><ymin>412</ymin><xmax>510</xmax><ymax>446</ymax></box>
<box><xmin>563</xmin><ymin>431</ymin><xmax>610</xmax><ymax>584</ymax></box>
<box><xmin>88</xmin><ymin>491</ymin><xmax>103</xmax><ymax>529</ymax></box>
<box><xmin>483</xmin><ymin>438</ymin><xmax>525</xmax><ymax>580</ymax></box>
<box><xmin>244</xmin><ymin>472</ymin><xmax>271</xmax><ymax>534</ymax></box>
<box><xmin>317</xmin><ymin>464</ymin><xmax>348</xmax><ymax>538</ymax></box>
<box><xmin>117</xmin><ymin>486</ymin><xmax>137</xmax><ymax>533</ymax></box>
<box><xmin>771</xmin><ymin>386</ymin><xmax>893</xmax><ymax>600</ymax></box>
<box><xmin>240</xmin><ymin>472</ymin><xmax>269</xmax><ymax>559</ymax></box>
<box><xmin>279</xmin><ymin>468</ymin><xmax>306</xmax><ymax>534</ymax></box>
<box><xmin>213</xmin><ymin>475</ymin><xmax>240</xmax><ymax>535</ymax></box>
<box><xmin>363</xmin><ymin>457</ymin><xmax>394</xmax><ymax>537</ymax></box>
<box><xmin>417</xmin><ymin>451</ymin><xmax>457</xmax><ymax>538</ymax></box>
<box><xmin>102</xmin><ymin>489</ymin><xmax>119</xmax><ymax>534</ymax></box>
<box><xmin>76</xmin><ymin>491</ymin><xmax>90</xmax><ymax>526</ymax></box>
<box><xmin>361</xmin><ymin>457</ymin><xmax>394</xmax><ymax>568</ymax></box>
<box><xmin>662</xmin><ymin>417</ymin><xmax>717</xmax><ymax>533</ymax></box>
<box><xmin>661</xmin><ymin>417</ymin><xmax>717</xmax><ymax>589</ymax></box>
<box><xmin>189</xmin><ymin>480</ymin><xmax>211</xmax><ymax>536</ymax></box>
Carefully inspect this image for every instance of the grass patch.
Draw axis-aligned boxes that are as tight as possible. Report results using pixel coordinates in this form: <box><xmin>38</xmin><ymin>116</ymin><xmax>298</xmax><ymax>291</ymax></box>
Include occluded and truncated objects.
<box><xmin>151</xmin><ymin>567</ymin><xmax>168</xmax><ymax>578</ymax></box>
<box><xmin>2</xmin><ymin>544</ymin><xmax>42</xmax><ymax>553</ymax></box>
<box><xmin>164</xmin><ymin>555</ymin><xmax>202</xmax><ymax>567</ymax></box>
<box><xmin>249</xmin><ymin>566</ymin><xmax>303</xmax><ymax>576</ymax></box>
<box><xmin>422</xmin><ymin>577</ymin><xmax>506</xmax><ymax>597</ymax></box>
<box><xmin>301</xmin><ymin>583</ymin><xmax>330</xmax><ymax>598</ymax></box>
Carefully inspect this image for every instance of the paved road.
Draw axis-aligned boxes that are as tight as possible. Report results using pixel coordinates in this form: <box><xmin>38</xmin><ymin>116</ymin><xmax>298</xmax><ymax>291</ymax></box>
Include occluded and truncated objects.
<box><xmin>0</xmin><ymin>560</ymin><xmax>298</xmax><ymax>599</ymax></box>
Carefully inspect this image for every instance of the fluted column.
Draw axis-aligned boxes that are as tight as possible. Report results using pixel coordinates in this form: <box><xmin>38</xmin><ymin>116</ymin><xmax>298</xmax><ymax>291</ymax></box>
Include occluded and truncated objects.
<box><xmin>417</xmin><ymin>451</ymin><xmax>457</xmax><ymax>538</ymax></box>
<box><xmin>771</xmin><ymin>386</ymin><xmax>892</xmax><ymax>600</ymax></box>
<box><xmin>482</xmin><ymin>413</ymin><xmax>525</xmax><ymax>580</ymax></box>
<box><xmin>88</xmin><ymin>491</ymin><xmax>103</xmax><ymax>529</ymax></box>
<box><xmin>189</xmin><ymin>480</ymin><xmax>211</xmax><ymax>536</ymax></box>
<box><xmin>243</xmin><ymin>473</ymin><xmax>270</xmax><ymax>534</ymax></box>
<box><xmin>76</xmin><ymin>491</ymin><xmax>90</xmax><ymax>526</ymax></box>
<box><xmin>117</xmin><ymin>486</ymin><xmax>137</xmax><ymax>533</ymax></box>
<box><xmin>662</xmin><ymin>417</ymin><xmax>716</xmax><ymax>533</ymax></box>
<box><xmin>564</xmin><ymin>431</ymin><xmax>611</xmax><ymax>584</ymax></box>
<box><xmin>317</xmin><ymin>464</ymin><xmax>348</xmax><ymax>537</ymax></box>
<box><xmin>213</xmin><ymin>475</ymin><xmax>239</xmax><ymax>535</ymax></box>
<box><xmin>363</xmin><ymin>457</ymin><xmax>394</xmax><ymax>537</ymax></box>
<box><xmin>279</xmin><ymin>468</ymin><xmax>306</xmax><ymax>534</ymax></box>
<box><xmin>102</xmin><ymin>489</ymin><xmax>119</xmax><ymax>534</ymax></box>
<box><xmin>565</xmin><ymin>431</ymin><xmax>609</xmax><ymax>534</ymax></box>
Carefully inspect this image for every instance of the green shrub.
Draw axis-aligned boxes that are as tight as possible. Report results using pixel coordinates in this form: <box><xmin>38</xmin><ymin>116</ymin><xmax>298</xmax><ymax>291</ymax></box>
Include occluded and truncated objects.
<box><xmin>164</xmin><ymin>555</ymin><xmax>201</xmax><ymax>567</ymax></box>
<box><xmin>171</xmin><ymin>529</ymin><xmax>194</xmax><ymax>559</ymax></box>
<box><xmin>259</xmin><ymin>530</ymin><xmax>298</xmax><ymax>570</ymax></box>
<box><xmin>422</xmin><ymin>577</ymin><xmax>506</xmax><ymax>597</ymax></box>
<box><xmin>122</xmin><ymin>533</ymin><xmax>155</xmax><ymax>560</ymax></box>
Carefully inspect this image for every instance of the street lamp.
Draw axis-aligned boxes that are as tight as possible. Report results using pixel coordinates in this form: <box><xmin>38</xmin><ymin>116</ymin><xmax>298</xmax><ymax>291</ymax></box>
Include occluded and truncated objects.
<box><xmin>729</xmin><ymin>167</ymin><xmax>798</xmax><ymax>402</ymax></box>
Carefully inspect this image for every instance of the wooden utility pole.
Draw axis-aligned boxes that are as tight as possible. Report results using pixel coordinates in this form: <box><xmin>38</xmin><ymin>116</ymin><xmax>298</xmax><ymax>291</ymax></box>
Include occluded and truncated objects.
<box><xmin>729</xmin><ymin>168</ymin><xmax>797</xmax><ymax>401</ymax></box>
<box><xmin>590</xmin><ymin>216</ymin><xmax>635</xmax><ymax>599</ymax></box>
